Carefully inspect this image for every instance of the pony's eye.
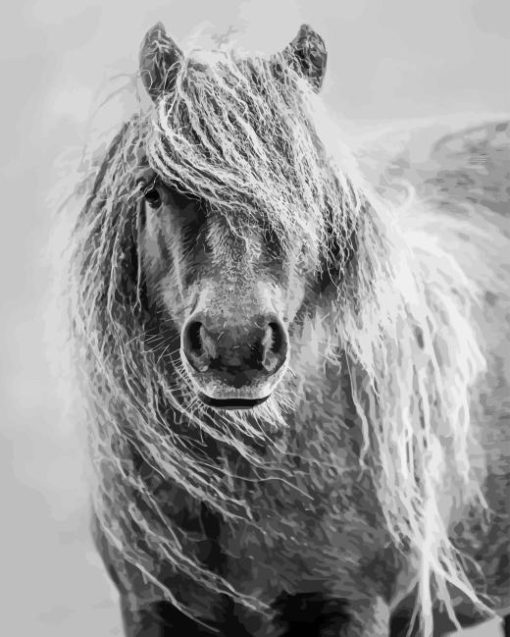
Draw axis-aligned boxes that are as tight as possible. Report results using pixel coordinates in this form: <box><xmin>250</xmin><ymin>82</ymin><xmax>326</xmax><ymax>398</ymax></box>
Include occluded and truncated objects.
<box><xmin>143</xmin><ymin>186</ymin><xmax>162</xmax><ymax>209</ymax></box>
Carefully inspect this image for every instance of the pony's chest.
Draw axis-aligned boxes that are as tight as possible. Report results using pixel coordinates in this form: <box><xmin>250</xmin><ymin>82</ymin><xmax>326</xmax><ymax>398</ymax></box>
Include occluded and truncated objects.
<box><xmin>216</xmin><ymin>473</ymin><xmax>393</xmax><ymax>604</ymax></box>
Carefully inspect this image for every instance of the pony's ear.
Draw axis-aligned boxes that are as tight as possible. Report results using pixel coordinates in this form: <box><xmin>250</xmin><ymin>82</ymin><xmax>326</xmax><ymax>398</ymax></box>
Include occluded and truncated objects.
<box><xmin>139</xmin><ymin>22</ymin><xmax>183</xmax><ymax>103</ymax></box>
<box><xmin>282</xmin><ymin>24</ymin><xmax>327</xmax><ymax>91</ymax></box>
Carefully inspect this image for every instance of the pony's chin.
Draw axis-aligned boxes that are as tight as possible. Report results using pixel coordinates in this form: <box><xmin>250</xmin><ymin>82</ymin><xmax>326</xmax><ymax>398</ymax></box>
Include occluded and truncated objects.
<box><xmin>198</xmin><ymin>393</ymin><xmax>271</xmax><ymax>410</ymax></box>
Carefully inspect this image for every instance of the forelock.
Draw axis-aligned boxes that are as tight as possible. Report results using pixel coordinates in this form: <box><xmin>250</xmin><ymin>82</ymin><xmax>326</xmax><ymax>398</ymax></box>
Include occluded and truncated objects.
<box><xmin>145</xmin><ymin>49</ymin><xmax>347</xmax><ymax>268</ymax></box>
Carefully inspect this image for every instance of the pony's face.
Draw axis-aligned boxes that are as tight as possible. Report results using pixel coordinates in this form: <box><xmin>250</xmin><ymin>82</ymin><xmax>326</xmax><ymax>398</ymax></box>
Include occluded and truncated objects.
<box><xmin>138</xmin><ymin>23</ymin><xmax>331</xmax><ymax>410</ymax></box>
<box><xmin>139</xmin><ymin>171</ymin><xmax>308</xmax><ymax>410</ymax></box>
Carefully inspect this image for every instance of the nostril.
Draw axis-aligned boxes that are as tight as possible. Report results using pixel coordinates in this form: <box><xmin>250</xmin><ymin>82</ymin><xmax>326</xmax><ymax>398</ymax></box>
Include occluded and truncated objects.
<box><xmin>268</xmin><ymin>322</ymin><xmax>284</xmax><ymax>355</ymax></box>
<box><xmin>187</xmin><ymin>321</ymin><xmax>203</xmax><ymax>355</ymax></box>
<box><xmin>261</xmin><ymin>321</ymin><xmax>288</xmax><ymax>373</ymax></box>
<box><xmin>182</xmin><ymin>321</ymin><xmax>214</xmax><ymax>372</ymax></box>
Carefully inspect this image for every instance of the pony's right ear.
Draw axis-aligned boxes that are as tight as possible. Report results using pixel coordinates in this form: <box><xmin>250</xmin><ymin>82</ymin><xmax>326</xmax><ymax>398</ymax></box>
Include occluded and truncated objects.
<box><xmin>139</xmin><ymin>22</ymin><xmax>183</xmax><ymax>103</ymax></box>
<box><xmin>281</xmin><ymin>24</ymin><xmax>327</xmax><ymax>92</ymax></box>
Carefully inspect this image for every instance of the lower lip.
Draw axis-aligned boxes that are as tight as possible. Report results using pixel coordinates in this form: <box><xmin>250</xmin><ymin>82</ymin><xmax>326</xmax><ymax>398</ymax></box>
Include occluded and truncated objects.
<box><xmin>198</xmin><ymin>393</ymin><xmax>270</xmax><ymax>410</ymax></box>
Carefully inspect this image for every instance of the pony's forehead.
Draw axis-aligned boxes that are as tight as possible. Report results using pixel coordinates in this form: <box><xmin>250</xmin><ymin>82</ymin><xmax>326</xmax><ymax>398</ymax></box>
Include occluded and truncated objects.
<box><xmin>142</xmin><ymin>44</ymin><xmax>336</xmax><ymax>263</ymax></box>
<box><xmin>147</xmin><ymin>50</ymin><xmax>309</xmax><ymax>172</ymax></box>
<box><xmin>149</xmin><ymin>51</ymin><xmax>311</xmax><ymax>163</ymax></box>
<box><xmin>167</xmin><ymin>46</ymin><xmax>294</xmax><ymax>109</ymax></box>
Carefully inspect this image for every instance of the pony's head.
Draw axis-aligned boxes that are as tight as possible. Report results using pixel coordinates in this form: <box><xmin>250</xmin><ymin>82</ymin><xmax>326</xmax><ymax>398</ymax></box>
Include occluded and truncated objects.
<box><xmin>133</xmin><ymin>23</ymin><xmax>356</xmax><ymax>411</ymax></box>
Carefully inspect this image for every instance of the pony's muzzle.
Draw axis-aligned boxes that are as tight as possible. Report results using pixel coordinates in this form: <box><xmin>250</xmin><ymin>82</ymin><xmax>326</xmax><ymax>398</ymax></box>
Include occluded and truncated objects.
<box><xmin>181</xmin><ymin>314</ymin><xmax>289</xmax><ymax>408</ymax></box>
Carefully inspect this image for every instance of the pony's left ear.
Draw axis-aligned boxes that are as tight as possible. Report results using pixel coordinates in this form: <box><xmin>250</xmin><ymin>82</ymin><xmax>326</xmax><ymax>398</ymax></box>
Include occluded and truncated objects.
<box><xmin>139</xmin><ymin>22</ymin><xmax>183</xmax><ymax>103</ymax></box>
<box><xmin>281</xmin><ymin>24</ymin><xmax>327</xmax><ymax>91</ymax></box>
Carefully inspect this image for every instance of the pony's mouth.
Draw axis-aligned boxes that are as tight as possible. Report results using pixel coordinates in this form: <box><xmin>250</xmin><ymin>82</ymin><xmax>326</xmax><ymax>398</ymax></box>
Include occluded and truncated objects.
<box><xmin>198</xmin><ymin>393</ymin><xmax>270</xmax><ymax>410</ymax></box>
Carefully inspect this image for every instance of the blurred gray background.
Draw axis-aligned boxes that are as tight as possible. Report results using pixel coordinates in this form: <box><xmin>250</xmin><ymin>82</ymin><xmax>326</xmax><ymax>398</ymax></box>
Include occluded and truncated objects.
<box><xmin>0</xmin><ymin>0</ymin><xmax>508</xmax><ymax>635</ymax></box>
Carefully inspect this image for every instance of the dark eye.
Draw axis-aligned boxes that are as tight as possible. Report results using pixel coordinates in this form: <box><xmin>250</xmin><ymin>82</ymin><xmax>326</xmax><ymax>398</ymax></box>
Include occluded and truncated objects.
<box><xmin>143</xmin><ymin>185</ymin><xmax>162</xmax><ymax>209</ymax></box>
<box><xmin>263</xmin><ymin>225</ymin><xmax>282</xmax><ymax>257</ymax></box>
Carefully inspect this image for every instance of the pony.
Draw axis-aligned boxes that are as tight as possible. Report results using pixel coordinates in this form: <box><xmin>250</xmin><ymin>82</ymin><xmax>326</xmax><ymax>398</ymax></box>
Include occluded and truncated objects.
<box><xmin>56</xmin><ymin>21</ymin><xmax>510</xmax><ymax>637</ymax></box>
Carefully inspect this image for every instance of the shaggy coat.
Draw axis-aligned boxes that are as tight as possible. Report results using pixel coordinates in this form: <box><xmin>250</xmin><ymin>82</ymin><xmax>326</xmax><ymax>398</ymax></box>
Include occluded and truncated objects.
<box><xmin>58</xmin><ymin>23</ymin><xmax>510</xmax><ymax>637</ymax></box>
